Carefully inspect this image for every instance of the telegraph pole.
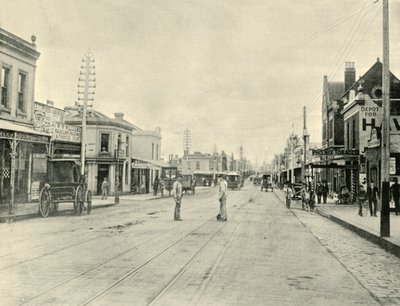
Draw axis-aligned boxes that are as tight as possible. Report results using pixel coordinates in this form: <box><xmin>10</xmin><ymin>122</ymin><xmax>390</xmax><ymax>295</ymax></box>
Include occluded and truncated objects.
<box><xmin>380</xmin><ymin>0</ymin><xmax>390</xmax><ymax>237</ymax></box>
<box><xmin>183</xmin><ymin>129</ymin><xmax>191</xmax><ymax>175</ymax></box>
<box><xmin>78</xmin><ymin>51</ymin><xmax>95</xmax><ymax>177</ymax></box>
<box><xmin>303</xmin><ymin>106</ymin><xmax>309</xmax><ymax>183</ymax></box>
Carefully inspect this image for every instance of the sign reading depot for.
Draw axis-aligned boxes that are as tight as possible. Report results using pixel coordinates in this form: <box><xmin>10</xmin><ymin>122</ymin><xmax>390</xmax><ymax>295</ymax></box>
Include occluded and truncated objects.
<box><xmin>312</xmin><ymin>149</ymin><xmax>359</xmax><ymax>156</ymax></box>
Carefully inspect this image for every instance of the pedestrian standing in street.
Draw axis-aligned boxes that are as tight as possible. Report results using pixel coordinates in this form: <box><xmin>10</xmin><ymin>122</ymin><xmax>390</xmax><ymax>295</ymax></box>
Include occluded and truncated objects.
<box><xmin>159</xmin><ymin>178</ymin><xmax>165</xmax><ymax>197</ymax></box>
<box><xmin>172</xmin><ymin>175</ymin><xmax>183</xmax><ymax>221</ymax></box>
<box><xmin>321</xmin><ymin>181</ymin><xmax>329</xmax><ymax>204</ymax></box>
<box><xmin>367</xmin><ymin>181</ymin><xmax>379</xmax><ymax>217</ymax></box>
<box><xmin>390</xmin><ymin>177</ymin><xmax>400</xmax><ymax>215</ymax></box>
<box><xmin>316</xmin><ymin>181</ymin><xmax>322</xmax><ymax>204</ymax></box>
<box><xmin>216</xmin><ymin>174</ymin><xmax>228</xmax><ymax>221</ymax></box>
<box><xmin>357</xmin><ymin>183</ymin><xmax>367</xmax><ymax>217</ymax></box>
<box><xmin>101</xmin><ymin>177</ymin><xmax>109</xmax><ymax>200</ymax></box>
<box><xmin>153</xmin><ymin>177</ymin><xmax>159</xmax><ymax>196</ymax></box>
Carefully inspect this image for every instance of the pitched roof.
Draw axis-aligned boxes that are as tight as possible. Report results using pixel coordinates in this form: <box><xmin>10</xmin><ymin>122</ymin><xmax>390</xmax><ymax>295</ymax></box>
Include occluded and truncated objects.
<box><xmin>64</xmin><ymin>107</ymin><xmax>141</xmax><ymax>131</ymax></box>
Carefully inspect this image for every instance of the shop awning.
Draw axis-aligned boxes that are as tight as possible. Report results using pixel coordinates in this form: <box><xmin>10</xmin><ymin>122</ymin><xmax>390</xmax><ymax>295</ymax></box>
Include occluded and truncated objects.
<box><xmin>0</xmin><ymin>119</ymin><xmax>50</xmax><ymax>143</ymax></box>
<box><xmin>131</xmin><ymin>157</ymin><xmax>171</xmax><ymax>170</ymax></box>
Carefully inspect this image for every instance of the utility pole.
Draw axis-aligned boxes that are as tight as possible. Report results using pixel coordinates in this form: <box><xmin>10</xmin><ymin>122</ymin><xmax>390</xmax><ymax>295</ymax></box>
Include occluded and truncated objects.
<box><xmin>183</xmin><ymin>129</ymin><xmax>191</xmax><ymax>175</ymax></box>
<box><xmin>381</xmin><ymin>0</ymin><xmax>390</xmax><ymax>237</ymax></box>
<box><xmin>303</xmin><ymin>106</ymin><xmax>309</xmax><ymax>184</ymax></box>
<box><xmin>77</xmin><ymin>51</ymin><xmax>95</xmax><ymax>177</ymax></box>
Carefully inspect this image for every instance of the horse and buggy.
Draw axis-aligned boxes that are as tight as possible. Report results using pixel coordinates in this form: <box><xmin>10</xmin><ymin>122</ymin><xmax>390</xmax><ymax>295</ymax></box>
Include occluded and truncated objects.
<box><xmin>38</xmin><ymin>159</ymin><xmax>92</xmax><ymax>218</ymax></box>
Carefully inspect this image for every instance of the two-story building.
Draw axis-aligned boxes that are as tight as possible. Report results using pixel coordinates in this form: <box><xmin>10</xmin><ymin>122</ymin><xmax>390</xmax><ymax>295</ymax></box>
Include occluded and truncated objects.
<box><xmin>341</xmin><ymin>59</ymin><xmax>400</xmax><ymax>197</ymax></box>
<box><xmin>65</xmin><ymin>108</ymin><xmax>134</xmax><ymax>196</ymax></box>
<box><xmin>319</xmin><ymin>62</ymin><xmax>355</xmax><ymax>193</ymax></box>
<box><xmin>0</xmin><ymin>28</ymin><xmax>50</xmax><ymax>210</ymax></box>
<box><xmin>131</xmin><ymin>128</ymin><xmax>168</xmax><ymax>194</ymax></box>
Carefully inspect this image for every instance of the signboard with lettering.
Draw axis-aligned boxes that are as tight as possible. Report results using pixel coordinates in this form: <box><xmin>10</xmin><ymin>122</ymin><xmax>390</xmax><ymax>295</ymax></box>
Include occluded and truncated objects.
<box><xmin>34</xmin><ymin>102</ymin><xmax>64</xmax><ymax>127</ymax></box>
<box><xmin>312</xmin><ymin>149</ymin><xmax>359</xmax><ymax>156</ymax></box>
<box><xmin>33</xmin><ymin>102</ymin><xmax>81</xmax><ymax>143</ymax></box>
<box><xmin>53</xmin><ymin>122</ymin><xmax>81</xmax><ymax>142</ymax></box>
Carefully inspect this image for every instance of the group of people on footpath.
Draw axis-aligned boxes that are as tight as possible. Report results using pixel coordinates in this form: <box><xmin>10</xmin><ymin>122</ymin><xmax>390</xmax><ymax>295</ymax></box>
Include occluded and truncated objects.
<box><xmin>171</xmin><ymin>174</ymin><xmax>227</xmax><ymax>222</ymax></box>
<box><xmin>283</xmin><ymin>180</ymin><xmax>329</xmax><ymax>211</ymax></box>
<box><xmin>357</xmin><ymin>178</ymin><xmax>400</xmax><ymax>217</ymax></box>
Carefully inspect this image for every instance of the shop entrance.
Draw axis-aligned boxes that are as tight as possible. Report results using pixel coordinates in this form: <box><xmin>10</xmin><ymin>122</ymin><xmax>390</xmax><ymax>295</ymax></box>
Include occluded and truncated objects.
<box><xmin>0</xmin><ymin>140</ymin><xmax>11</xmax><ymax>204</ymax></box>
<box><xmin>97</xmin><ymin>164</ymin><xmax>110</xmax><ymax>195</ymax></box>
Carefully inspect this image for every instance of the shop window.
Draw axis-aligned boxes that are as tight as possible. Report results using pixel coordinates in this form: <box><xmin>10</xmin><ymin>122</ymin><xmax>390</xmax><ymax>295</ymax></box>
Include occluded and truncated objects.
<box><xmin>1</xmin><ymin>67</ymin><xmax>10</xmax><ymax>108</ymax></box>
<box><xmin>100</xmin><ymin>133</ymin><xmax>110</xmax><ymax>153</ymax></box>
<box><xmin>18</xmin><ymin>72</ymin><xmax>27</xmax><ymax>112</ymax></box>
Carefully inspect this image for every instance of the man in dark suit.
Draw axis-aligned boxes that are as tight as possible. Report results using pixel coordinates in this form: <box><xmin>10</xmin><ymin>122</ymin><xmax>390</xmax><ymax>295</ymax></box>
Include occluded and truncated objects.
<box><xmin>367</xmin><ymin>181</ymin><xmax>379</xmax><ymax>217</ymax></box>
<box><xmin>390</xmin><ymin>177</ymin><xmax>400</xmax><ymax>215</ymax></box>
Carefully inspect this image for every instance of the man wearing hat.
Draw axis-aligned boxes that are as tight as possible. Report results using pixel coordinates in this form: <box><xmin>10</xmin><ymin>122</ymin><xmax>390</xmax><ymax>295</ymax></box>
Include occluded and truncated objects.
<box><xmin>217</xmin><ymin>174</ymin><xmax>228</xmax><ymax>221</ymax></box>
<box><xmin>172</xmin><ymin>174</ymin><xmax>183</xmax><ymax>221</ymax></box>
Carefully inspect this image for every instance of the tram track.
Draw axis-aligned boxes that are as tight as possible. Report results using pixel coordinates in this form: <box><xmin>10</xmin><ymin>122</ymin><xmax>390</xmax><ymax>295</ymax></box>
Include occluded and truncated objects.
<box><xmin>79</xmin><ymin>200</ymin><xmax>251</xmax><ymax>306</ymax></box>
<box><xmin>148</xmin><ymin>201</ymin><xmax>253</xmax><ymax>306</ymax></box>
<box><xmin>0</xmin><ymin>199</ymin><xmax>209</xmax><ymax>268</ymax></box>
<box><xmin>15</xmin><ymin>194</ymin><xmax>248</xmax><ymax>305</ymax></box>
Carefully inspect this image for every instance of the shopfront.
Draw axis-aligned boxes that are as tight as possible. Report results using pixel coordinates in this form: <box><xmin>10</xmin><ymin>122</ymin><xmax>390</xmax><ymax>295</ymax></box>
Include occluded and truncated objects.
<box><xmin>0</xmin><ymin>121</ymin><xmax>50</xmax><ymax>212</ymax></box>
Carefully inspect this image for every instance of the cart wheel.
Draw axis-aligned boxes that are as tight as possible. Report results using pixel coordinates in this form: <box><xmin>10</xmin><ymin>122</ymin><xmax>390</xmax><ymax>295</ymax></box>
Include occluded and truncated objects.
<box><xmin>85</xmin><ymin>190</ymin><xmax>92</xmax><ymax>215</ymax></box>
<box><xmin>74</xmin><ymin>186</ymin><xmax>84</xmax><ymax>215</ymax></box>
<box><xmin>39</xmin><ymin>187</ymin><xmax>51</xmax><ymax>218</ymax></box>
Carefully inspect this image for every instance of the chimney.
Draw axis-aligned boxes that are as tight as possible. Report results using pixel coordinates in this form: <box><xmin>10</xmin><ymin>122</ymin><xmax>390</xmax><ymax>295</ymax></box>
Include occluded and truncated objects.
<box><xmin>46</xmin><ymin>100</ymin><xmax>54</xmax><ymax>106</ymax></box>
<box><xmin>114</xmin><ymin>113</ymin><xmax>124</xmax><ymax>121</ymax></box>
<box><xmin>344</xmin><ymin>62</ymin><xmax>356</xmax><ymax>92</ymax></box>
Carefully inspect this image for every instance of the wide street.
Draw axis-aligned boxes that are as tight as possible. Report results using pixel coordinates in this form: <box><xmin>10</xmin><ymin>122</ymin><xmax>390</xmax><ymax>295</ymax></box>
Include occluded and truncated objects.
<box><xmin>1</xmin><ymin>183</ymin><xmax>400</xmax><ymax>306</ymax></box>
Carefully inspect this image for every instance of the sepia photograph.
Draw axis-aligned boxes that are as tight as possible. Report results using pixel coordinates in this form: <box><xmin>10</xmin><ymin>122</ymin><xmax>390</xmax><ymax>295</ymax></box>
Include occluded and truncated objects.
<box><xmin>1</xmin><ymin>0</ymin><xmax>400</xmax><ymax>305</ymax></box>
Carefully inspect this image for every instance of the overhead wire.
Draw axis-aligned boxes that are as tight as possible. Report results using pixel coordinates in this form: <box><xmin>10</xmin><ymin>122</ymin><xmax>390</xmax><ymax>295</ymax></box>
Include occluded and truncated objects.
<box><xmin>163</xmin><ymin>1</ymin><xmax>381</xmax><ymax>141</ymax></box>
<box><xmin>236</xmin><ymin>1</ymin><xmax>378</xmax><ymax>137</ymax></box>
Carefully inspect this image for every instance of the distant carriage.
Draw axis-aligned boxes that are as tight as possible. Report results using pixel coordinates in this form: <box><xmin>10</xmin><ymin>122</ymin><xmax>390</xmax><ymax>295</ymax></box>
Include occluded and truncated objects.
<box><xmin>38</xmin><ymin>159</ymin><xmax>92</xmax><ymax>218</ymax></box>
<box><xmin>261</xmin><ymin>173</ymin><xmax>273</xmax><ymax>192</ymax></box>
<box><xmin>161</xmin><ymin>166</ymin><xmax>178</xmax><ymax>195</ymax></box>
<box><xmin>182</xmin><ymin>174</ymin><xmax>196</xmax><ymax>194</ymax></box>
<box><xmin>226</xmin><ymin>172</ymin><xmax>242</xmax><ymax>190</ymax></box>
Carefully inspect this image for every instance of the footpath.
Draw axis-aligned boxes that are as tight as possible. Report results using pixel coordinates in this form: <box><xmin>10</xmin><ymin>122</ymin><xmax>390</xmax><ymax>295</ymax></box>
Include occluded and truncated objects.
<box><xmin>0</xmin><ymin>192</ymin><xmax>170</xmax><ymax>223</ymax></box>
<box><xmin>0</xmin><ymin>187</ymin><xmax>209</xmax><ymax>223</ymax></box>
<box><xmin>274</xmin><ymin>189</ymin><xmax>400</xmax><ymax>259</ymax></box>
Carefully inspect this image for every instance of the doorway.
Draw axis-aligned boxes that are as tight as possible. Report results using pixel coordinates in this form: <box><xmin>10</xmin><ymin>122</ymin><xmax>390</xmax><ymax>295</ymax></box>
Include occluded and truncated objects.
<box><xmin>97</xmin><ymin>164</ymin><xmax>109</xmax><ymax>195</ymax></box>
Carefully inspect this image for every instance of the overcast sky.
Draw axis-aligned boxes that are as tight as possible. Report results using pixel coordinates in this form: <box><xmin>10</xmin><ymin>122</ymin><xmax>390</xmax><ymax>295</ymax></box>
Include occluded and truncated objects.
<box><xmin>2</xmin><ymin>0</ymin><xmax>400</xmax><ymax>166</ymax></box>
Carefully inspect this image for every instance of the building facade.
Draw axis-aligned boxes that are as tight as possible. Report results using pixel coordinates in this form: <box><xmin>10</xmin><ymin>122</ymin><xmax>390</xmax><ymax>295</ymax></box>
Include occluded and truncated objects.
<box><xmin>340</xmin><ymin>60</ymin><xmax>400</xmax><ymax>198</ymax></box>
<box><xmin>0</xmin><ymin>28</ymin><xmax>51</xmax><ymax>211</ymax></box>
<box><xmin>131</xmin><ymin>128</ymin><xmax>163</xmax><ymax>194</ymax></box>
<box><xmin>65</xmin><ymin>109</ymin><xmax>134</xmax><ymax>196</ymax></box>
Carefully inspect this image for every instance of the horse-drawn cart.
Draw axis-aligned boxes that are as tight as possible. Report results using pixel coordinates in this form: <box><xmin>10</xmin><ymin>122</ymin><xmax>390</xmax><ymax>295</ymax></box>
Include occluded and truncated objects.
<box><xmin>38</xmin><ymin>159</ymin><xmax>92</xmax><ymax>218</ymax></box>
